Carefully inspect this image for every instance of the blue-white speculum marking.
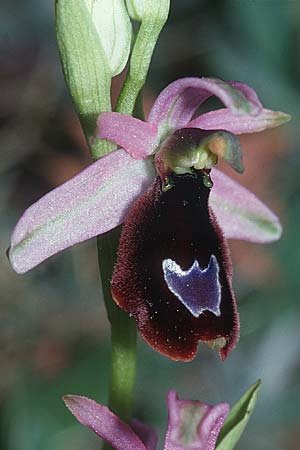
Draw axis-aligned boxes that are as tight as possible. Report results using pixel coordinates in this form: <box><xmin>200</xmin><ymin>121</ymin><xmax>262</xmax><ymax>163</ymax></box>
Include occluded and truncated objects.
<box><xmin>162</xmin><ymin>255</ymin><xmax>221</xmax><ymax>318</ymax></box>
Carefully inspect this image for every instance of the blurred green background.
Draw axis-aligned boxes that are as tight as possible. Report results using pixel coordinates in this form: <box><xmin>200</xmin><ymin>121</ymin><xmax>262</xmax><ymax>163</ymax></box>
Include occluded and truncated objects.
<box><xmin>1</xmin><ymin>1</ymin><xmax>299</xmax><ymax>449</ymax></box>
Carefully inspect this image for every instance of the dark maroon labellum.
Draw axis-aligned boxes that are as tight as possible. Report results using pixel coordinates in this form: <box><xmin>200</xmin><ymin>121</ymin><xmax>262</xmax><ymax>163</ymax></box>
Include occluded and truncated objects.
<box><xmin>111</xmin><ymin>170</ymin><xmax>239</xmax><ymax>361</ymax></box>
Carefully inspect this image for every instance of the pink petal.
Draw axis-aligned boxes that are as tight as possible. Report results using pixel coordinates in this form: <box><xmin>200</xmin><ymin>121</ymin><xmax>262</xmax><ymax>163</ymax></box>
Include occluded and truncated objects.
<box><xmin>164</xmin><ymin>390</ymin><xmax>230</xmax><ymax>450</ymax></box>
<box><xmin>209</xmin><ymin>169</ymin><xmax>282</xmax><ymax>243</ymax></box>
<box><xmin>9</xmin><ymin>149</ymin><xmax>155</xmax><ymax>273</ymax></box>
<box><xmin>97</xmin><ymin>112</ymin><xmax>159</xmax><ymax>158</ymax></box>
<box><xmin>148</xmin><ymin>77</ymin><xmax>262</xmax><ymax>137</ymax></box>
<box><xmin>131</xmin><ymin>419</ymin><xmax>158</xmax><ymax>450</ymax></box>
<box><xmin>187</xmin><ymin>108</ymin><xmax>291</xmax><ymax>135</ymax></box>
<box><xmin>63</xmin><ymin>395</ymin><xmax>147</xmax><ymax>450</ymax></box>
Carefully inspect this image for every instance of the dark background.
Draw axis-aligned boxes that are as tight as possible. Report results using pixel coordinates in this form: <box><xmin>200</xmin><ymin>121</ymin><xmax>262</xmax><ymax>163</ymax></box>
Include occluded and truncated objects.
<box><xmin>1</xmin><ymin>1</ymin><xmax>299</xmax><ymax>449</ymax></box>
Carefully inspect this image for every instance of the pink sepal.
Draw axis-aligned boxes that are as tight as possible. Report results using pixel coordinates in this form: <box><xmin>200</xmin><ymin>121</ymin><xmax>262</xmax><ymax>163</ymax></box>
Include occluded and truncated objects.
<box><xmin>63</xmin><ymin>395</ymin><xmax>148</xmax><ymax>450</ymax></box>
<box><xmin>9</xmin><ymin>149</ymin><xmax>155</xmax><ymax>273</ymax></box>
<box><xmin>148</xmin><ymin>77</ymin><xmax>262</xmax><ymax>136</ymax></box>
<box><xmin>209</xmin><ymin>169</ymin><xmax>282</xmax><ymax>243</ymax></box>
<box><xmin>187</xmin><ymin>108</ymin><xmax>291</xmax><ymax>135</ymax></box>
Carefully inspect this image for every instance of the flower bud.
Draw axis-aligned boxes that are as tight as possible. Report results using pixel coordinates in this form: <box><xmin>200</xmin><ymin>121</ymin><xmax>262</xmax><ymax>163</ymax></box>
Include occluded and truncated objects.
<box><xmin>126</xmin><ymin>0</ymin><xmax>144</xmax><ymax>21</ymax></box>
<box><xmin>56</xmin><ymin>0</ymin><xmax>132</xmax><ymax>157</ymax></box>
<box><xmin>84</xmin><ymin>0</ymin><xmax>132</xmax><ymax>76</ymax></box>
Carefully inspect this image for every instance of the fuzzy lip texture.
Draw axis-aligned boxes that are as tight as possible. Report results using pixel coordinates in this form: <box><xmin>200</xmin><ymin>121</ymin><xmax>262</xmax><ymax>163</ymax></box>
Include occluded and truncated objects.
<box><xmin>111</xmin><ymin>169</ymin><xmax>239</xmax><ymax>361</ymax></box>
<box><xmin>63</xmin><ymin>390</ymin><xmax>230</xmax><ymax>450</ymax></box>
<box><xmin>8</xmin><ymin>77</ymin><xmax>289</xmax><ymax>359</ymax></box>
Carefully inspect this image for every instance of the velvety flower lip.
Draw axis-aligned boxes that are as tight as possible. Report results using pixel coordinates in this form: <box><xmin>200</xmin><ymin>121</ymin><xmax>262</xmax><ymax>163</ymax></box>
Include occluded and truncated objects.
<box><xmin>63</xmin><ymin>391</ymin><xmax>230</xmax><ymax>450</ymax></box>
<box><xmin>8</xmin><ymin>76</ymin><xmax>287</xmax><ymax>275</ymax></box>
<box><xmin>111</xmin><ymin>168</ymin><xmax>239</xmax><ymax>361</ymax></box>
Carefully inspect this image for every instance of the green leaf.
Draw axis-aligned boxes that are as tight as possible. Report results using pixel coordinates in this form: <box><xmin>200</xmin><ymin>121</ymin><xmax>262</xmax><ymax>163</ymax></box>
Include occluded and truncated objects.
<box><xmin>216</xmin><ymin>380</ymin><xmax>261</xmax><ymax>450</ymax></box>
<box><xmin>55</xmin><ymin>0</ymin><xmax>113</xmax><ymax>159</ymax></box>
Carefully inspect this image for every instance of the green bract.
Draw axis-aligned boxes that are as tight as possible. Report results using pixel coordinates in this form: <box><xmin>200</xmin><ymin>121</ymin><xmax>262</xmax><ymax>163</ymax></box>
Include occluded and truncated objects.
<box><xmin>216</xmin><ymin>380</ymin><xmax>261</xmax><ymax>450</ymax></box>
<box><xmin>56</xmin><ymin>0</ymin><xmax>132</xmax><ymax>158</ymax></box>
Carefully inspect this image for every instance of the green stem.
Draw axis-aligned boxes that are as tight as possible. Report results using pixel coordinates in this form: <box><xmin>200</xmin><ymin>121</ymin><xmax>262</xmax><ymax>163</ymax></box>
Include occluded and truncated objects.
<box><xmin>97</xmin><ymin>228</ymin><xmax>137</xmax><ymax>424</ymax></box>
<box><xmin>95</xmin><ymin>5</ymin><xmax>170</xmax><ymax>447</ymax></box>
<box><xmin>116</xmin><ymin>71</ymin><xmax>144</xmax><ymax>115</ymax></box>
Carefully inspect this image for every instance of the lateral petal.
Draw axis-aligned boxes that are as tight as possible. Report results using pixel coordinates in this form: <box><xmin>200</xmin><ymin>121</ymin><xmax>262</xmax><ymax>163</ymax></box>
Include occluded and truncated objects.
<box><xmin>97</xmin><ymin>112</ymin><xmax>159</xmax><ymax>158</ymax></box>
<box><xmin>187</xmin><ymin>108</ymin><xmax>291</xmax><ymax>135</ymax></box>
<box><xmin>9</xmin><ymin>149</ymin><xmax>155</xmax><ymax>273</ymax></box>
<box><xmin>148</xmin><ymin>77</ymin><xmax>262</xmax><ymax>139</ymax></box>
<box><xmin>209</xmin><ymin>169</ymin><xmax>282</xmax><ymax>243</ymax></box>
<box><xmin>63</xmin><ymin>395</ymin><xmax>147</xmax><ymax>450</ymax></box>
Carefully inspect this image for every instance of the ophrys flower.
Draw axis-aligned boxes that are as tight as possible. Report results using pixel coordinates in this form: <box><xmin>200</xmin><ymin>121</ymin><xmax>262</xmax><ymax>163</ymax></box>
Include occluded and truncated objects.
<box><xmin>8</xmin><ymin>77</ymin><xmax>289</xmax><ymax>360</ymax></box>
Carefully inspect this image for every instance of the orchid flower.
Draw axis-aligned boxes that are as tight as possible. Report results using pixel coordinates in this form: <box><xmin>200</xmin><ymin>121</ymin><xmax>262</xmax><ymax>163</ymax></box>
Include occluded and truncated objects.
<box><xmin>63</xmin><ymin>390</ymin><xmax>230</xmax><ymax>450</ymax></box>
<box><xmin>8</xmin><ymin>77</ymin><xmax>289</xmax><ymax>361</ymax></box>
